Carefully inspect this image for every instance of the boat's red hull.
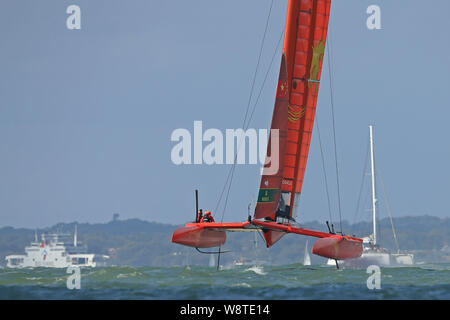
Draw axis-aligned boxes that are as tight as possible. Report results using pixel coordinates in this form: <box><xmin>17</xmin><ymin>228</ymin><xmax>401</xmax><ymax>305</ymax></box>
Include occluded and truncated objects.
<box><xmin>312</xmin><ymin>236</ymin><xmax>363</xmax><ymax>260</ymax></box>
<box><xmin>171</xmin><ymin>220</ymin><xmax>363</xmax><ymax>260</ymax></box>
<box><xmin>171</xmin><ymin>225</ymin><xmax>226</xmax><ymax>248</ymax></box>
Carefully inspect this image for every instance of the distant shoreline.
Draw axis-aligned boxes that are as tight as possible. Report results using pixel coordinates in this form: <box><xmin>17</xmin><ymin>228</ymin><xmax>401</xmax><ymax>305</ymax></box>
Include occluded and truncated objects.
<box><xmin>1</xmin><ymin>215</ymin><xmax>449</xmax><ymax>267</ymax></box>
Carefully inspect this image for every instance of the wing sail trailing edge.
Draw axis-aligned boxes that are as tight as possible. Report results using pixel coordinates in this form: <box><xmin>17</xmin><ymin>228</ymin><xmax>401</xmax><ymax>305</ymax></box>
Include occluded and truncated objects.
<box><xmin>254</xmin><ymin>54</ymin><xmax>289</xmax><ymax>221</ymax></box>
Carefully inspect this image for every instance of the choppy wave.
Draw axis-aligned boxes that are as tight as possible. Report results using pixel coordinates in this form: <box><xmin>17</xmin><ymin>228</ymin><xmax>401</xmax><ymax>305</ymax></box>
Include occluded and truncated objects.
<box><xmin>0</xmin><ymin>263</ymin><xmax>449</xmax><ymax>299</ymax></box>
<box><xmin>244</xmin><ymin>265</ymin><xmax>267</xmax><ymax>276</ymax></box>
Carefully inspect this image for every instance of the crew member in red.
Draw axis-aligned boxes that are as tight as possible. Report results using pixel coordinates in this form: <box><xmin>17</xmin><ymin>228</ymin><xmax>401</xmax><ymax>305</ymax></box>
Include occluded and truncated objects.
<box><xmin>201</xmin><ymin>211</ymin><xmax>215</xmax><ymax>223</ymax></box>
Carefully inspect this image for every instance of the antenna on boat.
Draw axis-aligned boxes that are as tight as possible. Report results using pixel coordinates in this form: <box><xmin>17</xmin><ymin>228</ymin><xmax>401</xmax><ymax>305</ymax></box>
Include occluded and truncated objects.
<box><xmin>195</xmin><ymin>189</ymin><xmax>202</xmax><ymax>223</ymax></box>
<box><xmin>195</xmin><ymin>189</ymin><xmax>199</xmax><ymax>213</ymax></box>
<box><xmin>34</xmin><ymin>229</ymin><xmax>38</xmax><ymax>243</ymax></box>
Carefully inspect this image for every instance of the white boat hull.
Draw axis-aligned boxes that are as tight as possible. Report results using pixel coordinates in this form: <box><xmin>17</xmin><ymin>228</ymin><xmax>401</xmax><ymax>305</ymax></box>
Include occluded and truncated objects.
<box><xmin>327</xmin><ymin>251</ymin><xmax>414</xmax><ymax>268</ymax></box>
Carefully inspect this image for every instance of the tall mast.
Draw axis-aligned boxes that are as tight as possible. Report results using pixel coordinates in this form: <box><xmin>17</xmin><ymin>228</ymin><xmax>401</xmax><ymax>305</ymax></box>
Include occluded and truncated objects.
<box><xmin>369</xmin><ymin>125</ymin><xmax>377</xmax><ymax>245</ymax></box>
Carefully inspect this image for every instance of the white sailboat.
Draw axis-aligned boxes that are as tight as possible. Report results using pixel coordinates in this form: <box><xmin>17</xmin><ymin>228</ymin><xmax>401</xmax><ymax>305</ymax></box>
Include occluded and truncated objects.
<box><xmin>303</xmin><ymin>240</ymin><xmax>311</xmax><ymax>266</ymax></box>
<box><xmin>327</xmin><ymin>125</ymin><xmax>414</xmax><ymax>268</ymax></box>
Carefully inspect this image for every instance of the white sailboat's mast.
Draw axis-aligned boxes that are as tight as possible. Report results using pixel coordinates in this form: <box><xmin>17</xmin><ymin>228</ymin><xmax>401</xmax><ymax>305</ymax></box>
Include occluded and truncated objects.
<box><xmin>74</xmin><ymin>224</ymin><xmax>78</xmax><ymax>247</ymax></box>
<box><xmin>369</xmin><ymin>125</ymin><xmax>377</xmax><ymax>245</ymax></box>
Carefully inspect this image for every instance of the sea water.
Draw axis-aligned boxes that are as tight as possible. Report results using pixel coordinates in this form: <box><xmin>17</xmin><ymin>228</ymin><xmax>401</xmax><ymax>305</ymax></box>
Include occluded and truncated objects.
<box><xmin>0</xmin><ymin>263</ymin><xmax>449</xmax><ymax>299</ymax></box>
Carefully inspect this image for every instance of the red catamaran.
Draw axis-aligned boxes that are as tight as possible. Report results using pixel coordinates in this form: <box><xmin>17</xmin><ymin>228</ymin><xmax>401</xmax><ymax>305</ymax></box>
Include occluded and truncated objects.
<box><xmin>172</xmin><ymin>0</ymin><xmax>363</xmax><ymax>262</ymax></box>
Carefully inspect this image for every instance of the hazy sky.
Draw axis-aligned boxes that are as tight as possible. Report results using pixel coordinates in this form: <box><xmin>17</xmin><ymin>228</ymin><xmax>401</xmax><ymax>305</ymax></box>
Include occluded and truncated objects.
<box><xmin>1</xmin><ymin>0</ymin><xmax>449</xmax><ymax>228</ymax></box>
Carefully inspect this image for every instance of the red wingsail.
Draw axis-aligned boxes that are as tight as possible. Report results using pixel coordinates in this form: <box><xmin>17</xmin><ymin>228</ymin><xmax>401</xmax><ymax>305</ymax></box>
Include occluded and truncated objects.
<box><xmin>256</xmin><ymin>0</ymin><xmax>331</xmax><ymax>223</ymax></box>
<box><xmin>253</xmin><ymin>0</ymin><xmax>332</xmax><ymax>247</ymax></box>
<box><xmin>282</xmin><ymin>0</ymin><xmax>331</xmax><ymax>219</ymax></box>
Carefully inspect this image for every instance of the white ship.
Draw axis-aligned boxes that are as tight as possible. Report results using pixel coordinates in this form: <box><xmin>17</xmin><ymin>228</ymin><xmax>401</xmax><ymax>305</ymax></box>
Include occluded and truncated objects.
<box><xmin>327</xmin><ymin>126</ymin><xmax>414</xmax><ymax>268</ymax></box>
<box><xmin>5</xmin><ymin>226</ymin><xmax>108</xmax><ymax>268</ymax></box>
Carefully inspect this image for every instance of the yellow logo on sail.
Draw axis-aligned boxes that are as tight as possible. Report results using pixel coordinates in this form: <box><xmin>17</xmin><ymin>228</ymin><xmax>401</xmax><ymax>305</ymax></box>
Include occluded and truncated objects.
<box><xmin>310</xmin><ymin>40</ymin><xmax>325</xmax><ymax>81</ymax></box>
<box><xmin>309</xmin><ymin>40</ymin><xmax>325</xmax><ymax>93</ymax></box>
<box><xmin>288</xmin><ymin>105</ymin><xmax>305</xmax><ymax>123</ymax></box>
